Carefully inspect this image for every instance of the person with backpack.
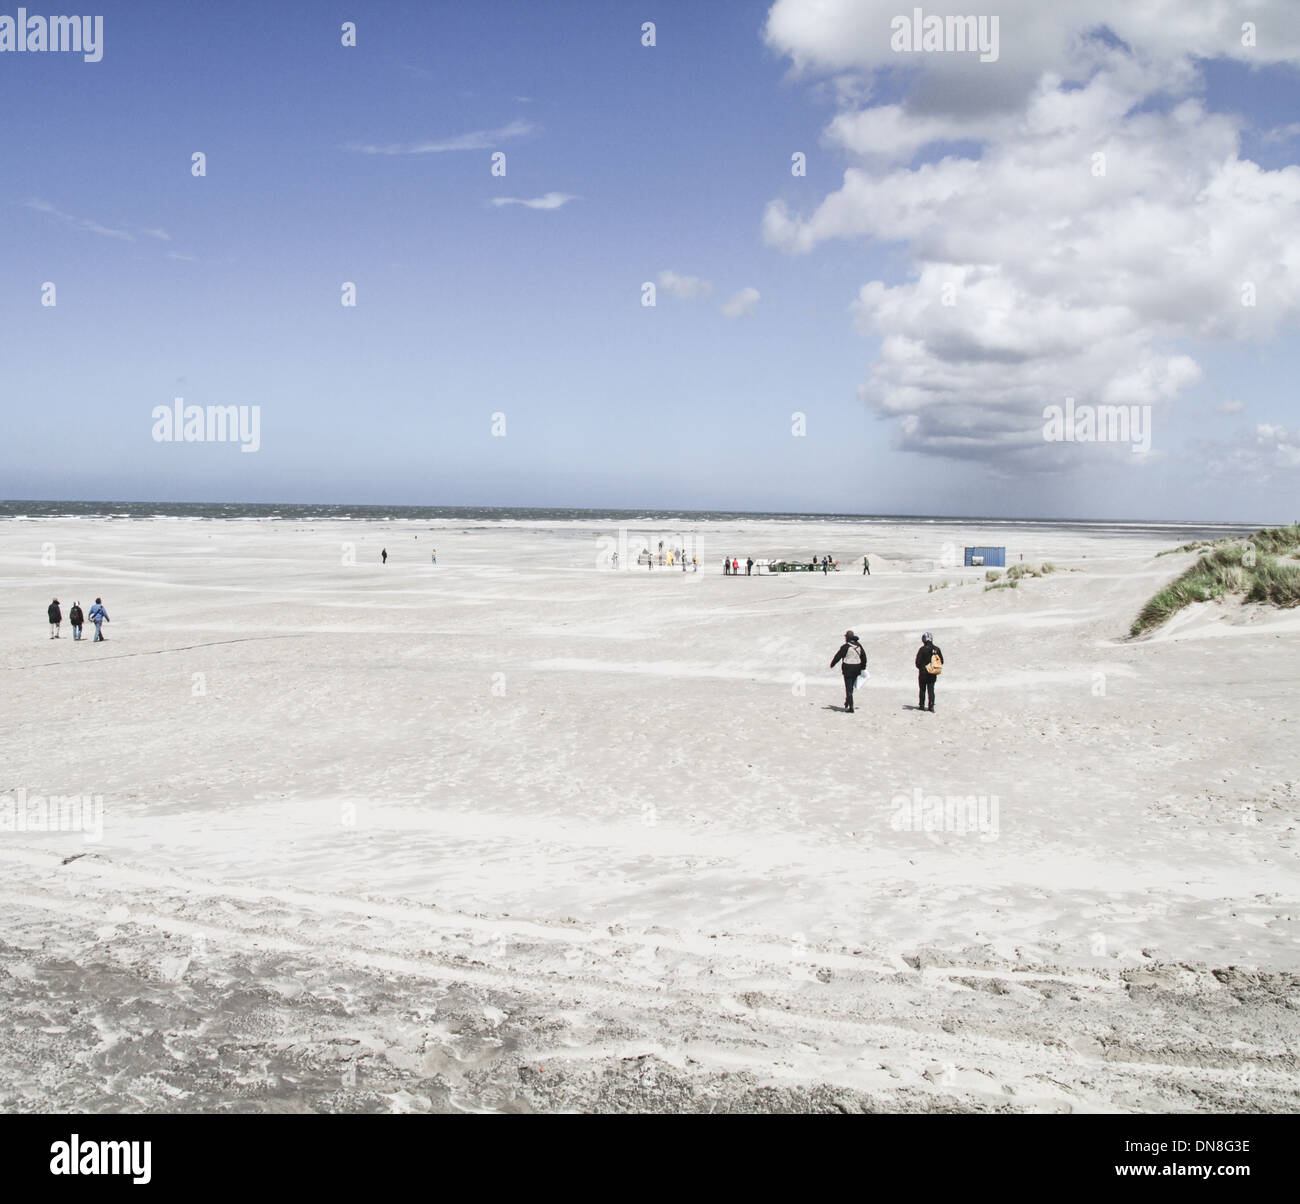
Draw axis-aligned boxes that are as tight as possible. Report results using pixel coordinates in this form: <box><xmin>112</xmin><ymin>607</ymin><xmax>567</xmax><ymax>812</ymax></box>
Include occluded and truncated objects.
<box><xmin>68</xmin><ymin>601</ymin><xmax>84</xmax><ymax>641</ymax></box>
<box><xmin>915</xmin><ymin>632</ymin><xmax>943</xmax><ymax>712</ymax></box>
<box><xmin>88</xmin><ymin>598</ymin><xmax>109</xmax><ymax>642</ymax></box>
<box><xmin>47</xmin><ymin>598</ymin><xmax>62</xmax><ymax>638</ymax></box>
<box><xmin>830</xmin><ymin>629</ymin><xmax>868</xmax><ymax>713</ymax></box>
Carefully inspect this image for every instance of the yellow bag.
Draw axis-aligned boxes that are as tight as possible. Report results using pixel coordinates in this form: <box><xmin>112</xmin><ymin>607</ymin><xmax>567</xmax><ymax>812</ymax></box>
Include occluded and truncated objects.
<box><xmin>926</xmin><ymin>653</ymin><xmax>943</xmax><ymax>675</ymax></box>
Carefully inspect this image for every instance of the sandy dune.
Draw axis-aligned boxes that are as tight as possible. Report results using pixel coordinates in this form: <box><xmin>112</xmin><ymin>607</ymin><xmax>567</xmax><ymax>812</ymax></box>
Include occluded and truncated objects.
<box><xmin>1</xmin><ymin>517</ymin><xmax>1297</xmax><ymax>1112</ymax></box>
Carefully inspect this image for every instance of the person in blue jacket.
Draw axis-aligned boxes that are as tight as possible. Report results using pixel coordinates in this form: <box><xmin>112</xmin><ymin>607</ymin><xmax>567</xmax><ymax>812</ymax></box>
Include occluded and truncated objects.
<box><xmin>88</xmin><ymin>598</ymin><xmax>110</xmax><ymax>642</ymax></box>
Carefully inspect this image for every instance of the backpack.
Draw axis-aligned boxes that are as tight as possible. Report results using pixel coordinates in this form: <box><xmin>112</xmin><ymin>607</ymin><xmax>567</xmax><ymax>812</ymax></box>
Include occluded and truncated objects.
<box><xmin>843</xmin><ymin>642</ymin><xmax>864</xmax><ymax>667</ymax></box>
<box><xmin>926</xmin><ymin>652</ymin><xmax>943</xmax><ymax>675</ymax></box>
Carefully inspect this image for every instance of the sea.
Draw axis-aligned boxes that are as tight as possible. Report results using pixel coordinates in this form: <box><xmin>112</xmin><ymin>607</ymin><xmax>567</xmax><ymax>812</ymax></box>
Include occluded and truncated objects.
<box><xmin>0</xmin><ymin>500</ymin><xmax>1261</xmax><ymax>541</ymax></box>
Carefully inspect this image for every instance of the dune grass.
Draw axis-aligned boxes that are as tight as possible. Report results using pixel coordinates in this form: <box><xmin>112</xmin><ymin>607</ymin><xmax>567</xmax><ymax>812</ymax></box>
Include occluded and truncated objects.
<box><xmin>1006</xmin><ymin>562</ymin><xmax>1056</xmax><ymax>580</ymax></box>
<box><xmin>1131</xmin><ymin>524</ymin><xmax>1300</xmax><ymax>636</ymax></box>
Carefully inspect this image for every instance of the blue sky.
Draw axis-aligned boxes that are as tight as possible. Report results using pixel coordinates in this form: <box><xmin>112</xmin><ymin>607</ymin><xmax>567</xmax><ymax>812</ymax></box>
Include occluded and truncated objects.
<box><xmin>3</xmin><ymin>0</ymin><xmax>1298</xmax><ymax>520</ymax></box>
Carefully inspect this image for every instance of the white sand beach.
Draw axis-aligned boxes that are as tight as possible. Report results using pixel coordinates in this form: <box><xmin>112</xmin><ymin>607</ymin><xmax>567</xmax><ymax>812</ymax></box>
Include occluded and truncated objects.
<box><xmin>1</xmin><ymin>516</ymin><xmax>1297</xmax><ymax>1113</ymax></box>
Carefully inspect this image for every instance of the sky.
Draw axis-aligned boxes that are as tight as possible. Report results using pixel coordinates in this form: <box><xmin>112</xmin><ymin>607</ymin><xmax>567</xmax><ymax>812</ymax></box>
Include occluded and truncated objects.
<box><xmin>2</xmin><ymin>0</ymin><xmax>1298</xmax><ymax>521</ymax></box>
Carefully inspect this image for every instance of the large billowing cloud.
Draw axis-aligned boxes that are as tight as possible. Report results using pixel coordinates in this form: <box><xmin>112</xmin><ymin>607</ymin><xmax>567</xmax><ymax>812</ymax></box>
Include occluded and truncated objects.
<box><xmin>762</xmin><ymin>1</ymin><xmax>1300</xmax><ymax>472</ymax></box>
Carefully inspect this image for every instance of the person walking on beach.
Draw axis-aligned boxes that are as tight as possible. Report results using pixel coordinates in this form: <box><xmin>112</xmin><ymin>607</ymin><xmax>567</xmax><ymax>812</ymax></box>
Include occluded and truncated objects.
<box><xmin>47</xmin><ymin>598</ymin><xmax>62</xmax><ymax>638</ymax></box>
<box><xmin>381</xmin><ymin>548</ymin><xmax>387</xmax><ymax>564</ymax></box>
<box><xmin>863</xmin><ymin>555</ymin><xmax>870</xmax><ymax>576</ymax></box>
<box><xmin>915</xmin><ymin>631</ymin><xmax>943</xmax><ymax>713</ymax></box>
<box><xmin>746</xmin><ymin>557</ymin><xmax>753</xmax><ymax>576</ymax></box>
<box><xmin>431</xmin><ymin>549</ymin><xmax>437</xmax><ymax>564</ymax></box>
<box><xmin>88</xmin><ymin>598</ymin><xmax>109</xmax><ymax>642</ymax></box>
<box><xmin>830</xmin><ymin>629</ymin><xmax>867</xmax><ymax>713</ymax></box>
<box><xmin>69</xmin><ymin>601</ymin><xmax>84</xmax><ymax>641</ymax></box>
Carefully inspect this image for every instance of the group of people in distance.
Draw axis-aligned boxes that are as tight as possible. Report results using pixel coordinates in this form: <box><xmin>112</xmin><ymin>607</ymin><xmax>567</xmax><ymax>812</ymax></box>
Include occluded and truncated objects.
<box><xmin>46</xmin><ymin>597</ymin><xmax>109</xmax><ymax>642</ymax></box>
<box><xmin>724</xmin><ymin>554</ymin><xmax>858</xmax><ymax>575</ymax></box>
<box><xmin>830</xmin><ymin>630</ymin><xmax>944</xmax><ymax>715</ymax></box>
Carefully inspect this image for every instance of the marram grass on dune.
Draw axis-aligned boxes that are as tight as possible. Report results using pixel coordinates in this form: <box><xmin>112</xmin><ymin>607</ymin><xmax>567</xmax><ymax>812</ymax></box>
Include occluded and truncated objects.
<box><xmin>1132</xmin><ymin>525</ymin><xmax>1300</xmax><ymax>636</ymax></box>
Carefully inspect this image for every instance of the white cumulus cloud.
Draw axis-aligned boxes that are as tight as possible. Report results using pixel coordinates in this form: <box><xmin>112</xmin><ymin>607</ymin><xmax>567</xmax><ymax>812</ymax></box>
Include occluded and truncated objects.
<box><xmin>762</xmin><ymin>1</ymin><xmax>1300</xmax><ymax>471</ymax></box>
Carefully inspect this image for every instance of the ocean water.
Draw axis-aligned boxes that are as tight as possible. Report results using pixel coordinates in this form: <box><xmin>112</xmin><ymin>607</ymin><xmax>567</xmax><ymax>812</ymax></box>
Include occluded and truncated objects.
<box><xmin>0</xmin><ymin>500</ymin><xmax>1259</xmax><ymax>540</ymax></box>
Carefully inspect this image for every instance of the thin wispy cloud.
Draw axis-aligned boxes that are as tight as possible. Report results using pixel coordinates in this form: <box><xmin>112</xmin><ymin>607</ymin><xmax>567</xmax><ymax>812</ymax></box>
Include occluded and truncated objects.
<box><xmin>23</xmin><ymin>198</ymin><xmax>134</xmax><ymax>241</ymax></box>
<box><xmin>1217</xmin><ymin>399</ymin><xmax>1245</xmax><ymax>415</ymax></box>
<box><xmin>142</xmin><ymin>227</ymin><xmax>172</xmax><ymax>241</ymax></box>
<box><xmin>1261</xmin><ymin>122</ymin><xmax>1300</xmax><ymax>144</ymax></box>
<box><xmin>721</xmin><ymin>286</ymin><xmax>761</xmax><ymax>318</ymax></box>
<box><xmin>657</xmin><ymin>270</ymin><xmax>712</xmax><ymax>299</ymax></box>
<box><xmin>348</xmin><ymin>119</ymin><xmax>536</xmax><ymax>155</ymax></box>
<box><xmin>490</xmin><ymin>192</ymin><xmax>577</xmax><ymax>210</ymax></box>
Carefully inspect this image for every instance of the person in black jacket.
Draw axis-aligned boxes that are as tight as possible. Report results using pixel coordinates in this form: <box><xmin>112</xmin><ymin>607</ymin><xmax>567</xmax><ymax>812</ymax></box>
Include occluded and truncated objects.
<box><xmin>69</xmin><ymin>601</ymin><xmax>84</xmax><ymax>641</ymax></box>
<box><xmin>915</xmin><ymin>632</ymin><xmax>943</xmax><ymax>712</ymax></box>
<box><xmin>830</xmin><ymin>629</ymin><xmax>867</xmax><ymax>713</ymax></box>
<box><xmin>47</xmin><ymin>598</ymin><xmax>61</xmax><ymax>638</ymax></box>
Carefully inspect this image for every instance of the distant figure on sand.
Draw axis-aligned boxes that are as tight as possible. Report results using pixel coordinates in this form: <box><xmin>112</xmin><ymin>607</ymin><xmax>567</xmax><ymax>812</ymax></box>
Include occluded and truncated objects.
<box><xmin>47</xmin><ymin>598</ymin><xmax>61</xmax><ymax>638</ymax></box>
<box><xmin>723</xmin><ymin>556</ymin><xmax>730</xmax><ymax>575</ymax></box>
<box><xmin>830</xmin><ymin>629</ymin><xmax>867</xmax><ymax>713</ymax></box>
<box><xmin>746</xmin><ymin>557</ymin><xmax>753</xmax><ymax>576</ymax></box>
<box><xmin>915</xmin><ymin>632</ymin><xmax>943</xmax><ymax>712</ymax></box>
<box><xmin>732</xmin><ymin>557</ymin><xmax>739</xmax><ymax>575</ymax></box>
<box><xmin>88</xmin><ymin>598</ymin><xmax>109</xmax><ymax>642</ymax></box>
<box><xmin>381</xmin><ymin>548</ymin><xmax>387</xmax><ymax>564</ymax></box>
<box><xmin>822</xmin><ymin>555</ymin><xmax>829</xmax><ymax>575</ymax></box>
<box><xmin>69</xmin><ymin>601</ymin><xmax>84</xmax><ymax>641</ymax></box>
<box><xmin>863</xmin><ymin>555</ymin><xmax>870</xmax><ymax>576</ymax></box>
<box><xmin>431</xmin><ymin>549</ymin><xmax>437</xmax><ymax>564</ymax></box>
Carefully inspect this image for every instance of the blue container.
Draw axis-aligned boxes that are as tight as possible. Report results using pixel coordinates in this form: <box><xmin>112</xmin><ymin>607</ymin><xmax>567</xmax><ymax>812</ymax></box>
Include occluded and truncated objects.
<box><xmin>964</xmin><ymin>546</ymin><xmax>1006</xmax><ymax>567</ymax></box>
